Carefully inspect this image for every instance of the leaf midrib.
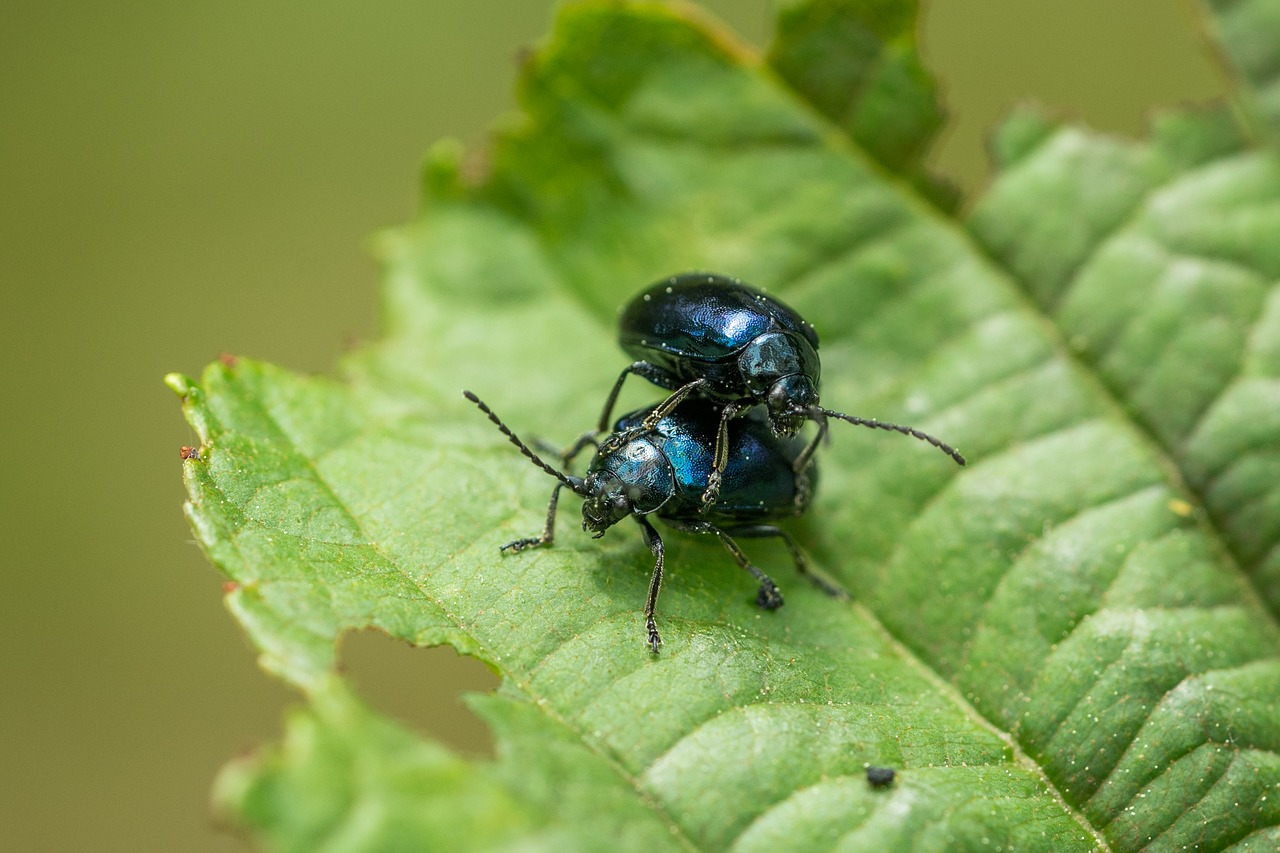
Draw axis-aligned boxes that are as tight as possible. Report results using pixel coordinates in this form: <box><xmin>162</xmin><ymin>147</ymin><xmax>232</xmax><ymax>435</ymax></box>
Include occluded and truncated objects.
<box><xmin>965</xmin><ymin>136</ymin><xmax>1280</xmax><ymax>621</ymax></box>
<box><xmin>1189</xmin><ymin>0</ymin><xmax>1280</xmax><ymax>150</ymax></box>
<box><xmin>766</xmin><ymin>25</ymin><xmax>1280</xmax><ymax>631</ymax></box>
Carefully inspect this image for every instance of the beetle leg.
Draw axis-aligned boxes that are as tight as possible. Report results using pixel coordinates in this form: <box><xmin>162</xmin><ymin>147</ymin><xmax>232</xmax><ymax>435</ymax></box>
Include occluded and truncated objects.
<box><xmin>700</xmin><ymin>400</ymin><xmax>750</xmax><ymax>511</ymax></box>
<box><xmin>788</xmin><ymin>415</ymin><xmax>825</xmax><ymax>511</ymax></box>
<box><xmin>596</xmin><ymin>362</ymin><xmax>682</xmax><ymax>433</ymax></box>
<box><xmin>664</xmin><ymin>518</ymin><xmax>783</xmax><ymax>610</ymax></box>
<box><xmin>791</xmin><ymin>411</ymin><xmax>826</xmax><ymax>473</ymax></box>
<box><xmin>723</xmin><ymin>524</ymin><xmax>847</xmax><ymax>600</ymax></box>
<box><xmin>529</xmin><ymin>436</ymin><xmax>562</xmax><ymax>457</ymax></box>
<box><xmin>638</xmin><ymin>377</ymin><xmax>708</xmax><ymax>430</ymax></box>
<box><xmin>557</xmin><ymin>433</ymin><xmax>601</xmax><ymax>468</ymax></box>
<box><xmin>500</xmin><ymin>483</ymin><xmax>563</xmax><ymax>553</ymax></box>
<box><xmin>635</xmin><ymin>516</ymin><xmax>665</xmax><ymax>653</ymax></box>
<box><xmin>599</xmin><ymin>377</ymin><xmax>710</xmax><ymax>455</ymax></box>
<box><xmin>528</xmin><ymin>435</ymin><xmax>587</xmax><ymax>469</ymax></box>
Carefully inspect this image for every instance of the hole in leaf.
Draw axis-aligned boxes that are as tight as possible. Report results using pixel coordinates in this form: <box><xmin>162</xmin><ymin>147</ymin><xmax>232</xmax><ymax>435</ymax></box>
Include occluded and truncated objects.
<box><xmin>339</xmin><ymin>629</ymin><xmax>500</xmax><ymax>757</ymax></box>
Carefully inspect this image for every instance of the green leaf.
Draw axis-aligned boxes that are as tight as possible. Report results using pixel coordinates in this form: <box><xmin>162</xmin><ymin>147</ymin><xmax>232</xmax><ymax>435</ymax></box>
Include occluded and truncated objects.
<box><xmin>967</xmin><ymin>106</ymin><xmax>1280</xmax><ymax>623</ymax></box>
<box><xmin>767</xmin><ymin>0</ymin><xmax>957</xmax><ymax>209</ymax></box>
<box><xmin>1195</xmin><ymin>0</ymin><xmax>1280</xmax><ymax>141</ymax></box>
<box><xmin>213</xmin><ymin>679</ymin><xmax>681</xmax><ymax>852</ymax></box>
<box><xmin>172</xmin><ymin>1</ymin><xmax>1280</xmax><ymax>850</ymax></box>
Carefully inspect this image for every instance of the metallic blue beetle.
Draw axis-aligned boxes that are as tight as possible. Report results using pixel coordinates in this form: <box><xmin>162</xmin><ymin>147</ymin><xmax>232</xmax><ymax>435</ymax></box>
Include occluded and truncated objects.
<box><xmin>464</xmin><ymin>391</ymin><xmax>843</xmax><ymax>652</ymax></box>
<box><xmin>594</xmin><ymin>273</ymin><xmax>965</xmax><ymax>505</ymax></box>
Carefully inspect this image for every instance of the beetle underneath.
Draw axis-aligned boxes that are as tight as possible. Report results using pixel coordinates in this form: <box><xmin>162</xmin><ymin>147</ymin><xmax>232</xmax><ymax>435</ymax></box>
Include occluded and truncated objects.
<box><xmin>464</xmin><ymin>390</ymin><xmax>844</xmax><ymax>652</ymax></box>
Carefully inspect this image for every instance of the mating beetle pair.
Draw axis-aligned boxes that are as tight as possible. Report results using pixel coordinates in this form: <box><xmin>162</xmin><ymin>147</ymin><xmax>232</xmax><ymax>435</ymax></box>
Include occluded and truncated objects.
<box><xmin>465</xmin><ymin>273</ymin><xmax>964</xmax><ymax>652</ymax></box>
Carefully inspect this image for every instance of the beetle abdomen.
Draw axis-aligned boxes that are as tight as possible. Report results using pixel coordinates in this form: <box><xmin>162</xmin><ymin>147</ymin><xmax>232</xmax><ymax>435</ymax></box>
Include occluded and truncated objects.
<box><xmin>619</xmin><ymin>273</ymin><xmax>817</xmax><ymax>365</ymax></box>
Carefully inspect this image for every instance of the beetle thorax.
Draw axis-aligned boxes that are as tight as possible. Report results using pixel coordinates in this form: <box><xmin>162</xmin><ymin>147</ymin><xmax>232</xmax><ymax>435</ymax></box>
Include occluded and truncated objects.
<box><xmin>738</xmin><ymin>331</ymin><xmax>820</xmax><ymax>435</ymax></box>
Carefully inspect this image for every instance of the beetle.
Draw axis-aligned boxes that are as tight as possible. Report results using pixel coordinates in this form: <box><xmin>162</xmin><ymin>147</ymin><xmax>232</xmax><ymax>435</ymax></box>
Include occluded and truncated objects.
<box><xmin>588</xmin><ymin>273</ymin><xmax>965</xmax><ymax>507</ymax></box>
<box><xmin>463</xmin><ymin>390</ymin><xmax>843</xmax><ymax>652</ymax></box>
<box><xmin>866</xmin><ymin>766</ymin><xmax>896</xmax><ymax>788</ymax></box>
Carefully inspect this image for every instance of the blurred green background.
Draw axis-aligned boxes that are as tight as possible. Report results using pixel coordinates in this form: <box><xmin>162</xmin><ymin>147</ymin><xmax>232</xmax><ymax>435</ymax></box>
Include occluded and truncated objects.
<box><xmin>0</xmin><ymin>1</ymin><xmax>1223</xmax><ymax>849</ymax></box>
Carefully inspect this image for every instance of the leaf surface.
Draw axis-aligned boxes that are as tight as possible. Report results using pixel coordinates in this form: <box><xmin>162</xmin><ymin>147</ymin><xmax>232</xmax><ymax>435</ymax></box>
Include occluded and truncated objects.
<box><xmin>1196</xmin><ymin>0</ymin><xmax>1280</xmax><ymax>140</ymax></box>
<box><xmin>174</xmin><ymin>1</ymin><xmax>1280</xmax><ymax>850</ymax></box>
<box><xmin>767</xmin><ymin>0</ymin><xmax>956</xmax><ymax>208</ymax></box>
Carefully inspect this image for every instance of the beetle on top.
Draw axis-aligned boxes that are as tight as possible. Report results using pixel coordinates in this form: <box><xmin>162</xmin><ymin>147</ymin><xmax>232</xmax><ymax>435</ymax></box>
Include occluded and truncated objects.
<box><xmin>595</xmin><ymin>273</ymin><xmax>964</xmax><ymax>507</ymax></box>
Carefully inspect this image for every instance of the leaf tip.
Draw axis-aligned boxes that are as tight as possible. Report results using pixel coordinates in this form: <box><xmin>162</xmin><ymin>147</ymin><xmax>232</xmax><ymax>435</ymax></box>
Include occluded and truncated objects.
<box><xmin>988</xmin><ymin>104</ymin><xmax>1061</xmax><ymax>170</ymax></box>
<box><xmin>421</xmin><ymin>137</ymin><xmax>472</xmax><ymax>202</ymax></box>
<box><xmin>164</xmin><ymin>372</ymin><xmax>197</xmax><ymax>399</ymax></box>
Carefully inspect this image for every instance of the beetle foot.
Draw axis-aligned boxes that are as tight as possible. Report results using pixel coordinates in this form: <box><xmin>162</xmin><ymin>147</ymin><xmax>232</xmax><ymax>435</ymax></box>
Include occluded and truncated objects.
<box><xmin>699</xmin><ymin>473</ymin><xmax>723</xmax><ymax>511</ymax></box>
<box><xmin>756</xmin><ymin>582</ymin><xmax>785</xmax><ymax>610</ymax></box>
<box><xmin>599</xmin><ymin>426</ymin><xmax>643</xmax><ymax>455</ymax></box>
<box><xmin>500</xmin><ymin>537</ymin><xmax>546</xmax><ymax>553</ymax></box>
<box><xmin>810</xmin><ymin>573</ymin><xmax>849</xmax><ymax>600</ymax></box>
<box><xmin>793</xmin><ymin>474</ymin><xmax>811</xmax><ymax>512</ymax></box>
<box><xmin>646</xmin><ymin>618</ymin><xmax>662</xmax><ymax>653</ymax></box>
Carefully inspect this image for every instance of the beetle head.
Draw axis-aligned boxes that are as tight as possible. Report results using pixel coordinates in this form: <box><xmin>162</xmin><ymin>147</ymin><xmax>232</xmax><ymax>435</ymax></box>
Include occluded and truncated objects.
<box><xmin>740</xmin><ymin>331</ymin><xmax>821</xmax><ymax>436</ymax></box>
<box><xmin>580</xmin><ymin>472</ymin><xmax>632</xmax><ymax>537</ymax></box>
<box><xmin>767</xmin><ymin>374</ymin><xmax>818</xmax><ymax>436</ymax></box>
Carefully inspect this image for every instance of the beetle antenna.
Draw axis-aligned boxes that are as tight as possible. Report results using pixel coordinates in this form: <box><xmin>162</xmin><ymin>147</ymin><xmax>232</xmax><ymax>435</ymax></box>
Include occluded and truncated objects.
<box><xmin>464</xmin><ymin>391</ymin><xmax>588</xmax><ymax>492</ymax></box>
<box><xmin>809</xmin><ymin>406</ymin><xmax>966</xmax><ymax>466</ymax></box>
